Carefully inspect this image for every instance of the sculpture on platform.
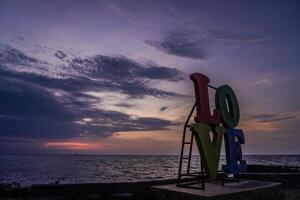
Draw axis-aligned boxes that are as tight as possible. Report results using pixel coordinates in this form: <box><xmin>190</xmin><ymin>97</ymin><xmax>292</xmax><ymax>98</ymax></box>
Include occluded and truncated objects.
<box><xmin>190</xmin><ymin>73</ymin><xmax>247</xmax><ymax>178</ymax></box>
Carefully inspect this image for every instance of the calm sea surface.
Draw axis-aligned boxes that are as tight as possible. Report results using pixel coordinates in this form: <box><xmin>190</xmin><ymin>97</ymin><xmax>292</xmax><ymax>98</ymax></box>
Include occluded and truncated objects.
<box><xmin>1</xmin><ymin>154</ymin><xmax>300</xmax><ymax>186</ymax></box>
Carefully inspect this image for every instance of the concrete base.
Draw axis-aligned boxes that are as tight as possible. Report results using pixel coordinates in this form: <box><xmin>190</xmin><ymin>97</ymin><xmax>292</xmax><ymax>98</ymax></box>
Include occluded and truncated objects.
<box><xmin>151</xmin><ymin>180</ymin><xmax>284</xmax><ymax>200</ymax></box>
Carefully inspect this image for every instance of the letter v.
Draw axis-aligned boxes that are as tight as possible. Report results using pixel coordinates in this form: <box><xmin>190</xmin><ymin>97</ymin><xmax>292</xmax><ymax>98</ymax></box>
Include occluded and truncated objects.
<box><xmin>190</xmin><ymin>123</ymin><xmax>225</xmax><ymax>178</ymax></box>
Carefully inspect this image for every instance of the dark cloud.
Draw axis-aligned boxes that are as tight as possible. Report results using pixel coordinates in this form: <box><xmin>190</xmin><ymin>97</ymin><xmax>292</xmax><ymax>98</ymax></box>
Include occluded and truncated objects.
<box><xmin>160</xmin><ymin>106</ymin><xmax>168</xmax><ymax>111</ymax></box>
<box><xmin>0</xmin><ymin>71</ymin><xmax>175</xmax><ymax>140</ymax></box>
<box><xmin>54</xmin><ymin>50</ymin><xmax>67</xmax><ymax>60</ymax></box>
<box><xmin>9</xmin><ymin>36</ymin><xmax>25</xmax><ymax>43</ymax></box>
<box><xmin>251</xmin><ymin>114</ymin><xmax>297</xmax><ymax>123</ymax></box>
<box><xmin>145</xmin><ymin>31</ymin><xmax>206</xmax><ymax>59</ymax></box>
<box><xmin>71</xmin><ymin>55</ymin><xmax>184</xmax><ymax>82</ymax></box>
<box><xmin>115</xmin><ymin>103</ymin><xmax>133</xmax><ymax>108</ymax></box>
<box><xmin>0</xmin><ymin>45</ymin><xmax>182</xmax><ymax>142</ymax></box>
<box><xmin>145</xmin><ymin>29</ymin><xmax>267</xmax><ymax>59</ymax></box>
<box><xmin>0</xmin><ymin>44</ymin><xmax>38</xmax><ymax>64</ymax></box>
<box><xmin>67</xmin><ymin>55</ymin><xmax>185</xmax><ymax>97</ymax></box>
<box><xmin>0</xmin><ymin>44</ymin><xmax>185</xmax><ymax>98</ymax></box>
<box><xmin>0</xmin><ymin>74</ymin><xmax>89</xmax><ymax>139</ymax></box>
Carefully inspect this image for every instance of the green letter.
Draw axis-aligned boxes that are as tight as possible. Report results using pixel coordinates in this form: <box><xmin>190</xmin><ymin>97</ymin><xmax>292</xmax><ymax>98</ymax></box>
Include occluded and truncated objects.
<box><xmin>190</xmin><ymin>123</ymin><xmax>225</xmax><ymax>178</ymax></box>
<box><xmin>215</xmin><ymin>85</ymin><xmax>240</xmax><ymax>128</ymax></box>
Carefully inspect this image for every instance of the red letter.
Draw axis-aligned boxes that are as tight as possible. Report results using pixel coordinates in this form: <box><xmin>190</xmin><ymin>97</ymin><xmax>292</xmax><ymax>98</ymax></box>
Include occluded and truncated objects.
<box><xmin>190</xmin><ymin>73</ymin><xmax>221</xmax><ymax>125</ymax></box>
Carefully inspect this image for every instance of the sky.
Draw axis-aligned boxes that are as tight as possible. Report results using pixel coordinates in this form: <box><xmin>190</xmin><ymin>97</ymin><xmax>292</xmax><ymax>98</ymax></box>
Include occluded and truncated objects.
<box><xmin>0</xmin><ymin>0</ymin><xmax>299</xmax><ymax>155</ymax></box>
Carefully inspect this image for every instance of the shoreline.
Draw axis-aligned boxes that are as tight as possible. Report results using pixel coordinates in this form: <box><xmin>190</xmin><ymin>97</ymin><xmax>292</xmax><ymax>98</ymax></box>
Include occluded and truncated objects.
<box><xmin>1</xmin><ymin>165</ymin><xmax>300</xmax><ymax>199</ymax></box>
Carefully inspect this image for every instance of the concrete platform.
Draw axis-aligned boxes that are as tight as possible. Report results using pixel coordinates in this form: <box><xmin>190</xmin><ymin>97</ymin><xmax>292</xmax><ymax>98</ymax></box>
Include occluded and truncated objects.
<box><xmin>151</xmin><ymin>179</ymin><xmax>284</xmax><ymax>200</ymax></box>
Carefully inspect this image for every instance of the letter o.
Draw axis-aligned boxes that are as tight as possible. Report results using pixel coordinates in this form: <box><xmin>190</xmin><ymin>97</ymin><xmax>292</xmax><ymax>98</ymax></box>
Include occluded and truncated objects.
<box><xmin>215</xmin><ymin>85</ymin><xmax>240</xmax><ymax>128</ymax></box>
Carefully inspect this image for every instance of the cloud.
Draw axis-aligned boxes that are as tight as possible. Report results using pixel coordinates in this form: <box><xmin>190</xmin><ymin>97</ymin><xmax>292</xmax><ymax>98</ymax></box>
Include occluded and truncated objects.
<box><xmin>145</xmin><ymin>31</ymin><xmax>207</xmax><ymax>59</ymax></box>
<box><xmin>239</xmin><ymin>113</ymin><xmax>298</xmax><ymax>133</ymax></box>
<box><xmin>160</xmin><ymin>106</ymin><xmax>168</xmax><ymax>111</ymax></box>
<box><xmin>251</xmin><ymin>114</ymin><xmax>297</xmax><ymax>123</ymax></box>
<box><xmin>145</xmin><ymin>29</ymin><xmax>267</xmax><ymax>59</ymax></box>
<box><xmin>208</xmin><ymin>29</ymin><xmax>268</xmax><ymax>45</ymax></box>
<box><xmin>0</xmin><ymin>44</ymin><xmax>38</xmax><ymax>64</ymax></box>
<box><xmin>0</xmin><ymin>44</ymin><xmax>185</xmax><ymax>97</ymax></box>
<box><xmin>68</xmin><ymin>55</ymin><xmax>185</xmax><ymax>98</ymax></box>
<box><xmin>0</xmin><ymin>44</ymin><xmax>183</xmax><ymax>142</ymax></box>
<box><xmin>80</xmin><ymin>55</ymin><xmax>184</xmax><ymax>82</ymax></box>
<box><xmin>9</xmin><ymin>36</ymin><xmax>25</xmax><ymax>43</ymax></box>
<box><xmin>0</xmin><ymin>73</ymin><xmax>176</xmax><ymax>140</ymax></box>
<box><xmin>115</xmin><ymin>103</ymin><xmax>133</xmax><ymax>108</ymax></box>
<box><xmin>54</xmin><ymin>50</ymin><xmax>67</xmax><ymax>60</ymax></box>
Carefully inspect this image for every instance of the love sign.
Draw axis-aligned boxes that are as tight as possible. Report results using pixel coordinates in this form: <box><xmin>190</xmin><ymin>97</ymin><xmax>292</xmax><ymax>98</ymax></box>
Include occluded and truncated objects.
<box><xmin>190</xmin><ymin>73</ymin><xmax>246</xmax><ymax>178</ymax></box>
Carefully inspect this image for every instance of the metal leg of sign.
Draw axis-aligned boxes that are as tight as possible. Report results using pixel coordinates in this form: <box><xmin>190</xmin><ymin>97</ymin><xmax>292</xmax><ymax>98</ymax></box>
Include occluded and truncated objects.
<box><xmin>221</xmin><ymin>172</ymin><xmax>225</xmax><ymax>186</ymax></box>
<box><xmin>201</xmin><ymin>159</ymin><xmax>205</xmax><ymax>189</ymax></box>
<box><xmin>177</xmin><ymin>102</ymin><xmax>197</xmax><ymax>187</ymax></box>
<box><xmin>177</xmin><ymin>102</ymin><xmax>207</xmax><ymax>189</ymax></box>
<box><xmin>236</xmin><ymin>173</ymin><xmax>240</xmax><ymax>182</ymax></box>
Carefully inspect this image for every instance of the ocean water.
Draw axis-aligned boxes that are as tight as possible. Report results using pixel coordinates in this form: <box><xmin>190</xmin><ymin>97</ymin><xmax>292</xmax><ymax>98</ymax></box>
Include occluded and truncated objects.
<box><xmin>0</xmin><ymin>154</ymin><xmax>299</xmax><ymax>186</ymax></box>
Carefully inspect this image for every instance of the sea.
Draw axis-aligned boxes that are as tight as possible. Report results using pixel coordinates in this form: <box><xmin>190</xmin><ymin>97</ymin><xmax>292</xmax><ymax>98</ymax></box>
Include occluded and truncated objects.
<box><xmin>0</xmin><ymin>154</ymin><xmax>300</xmax><ymax>186</ymax></box>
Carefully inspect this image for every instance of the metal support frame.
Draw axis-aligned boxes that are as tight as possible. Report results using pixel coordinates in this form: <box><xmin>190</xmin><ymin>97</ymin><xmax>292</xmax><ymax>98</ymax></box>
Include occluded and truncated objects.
<box><xmin>177</xmin><ymin>102</ymin><xmax>224</xmax><ymax>189</ymax></box>
<box><xmin>177</xmin><ymin>84</ymin><xmax>240</xmax><ymax>189</ymax></box>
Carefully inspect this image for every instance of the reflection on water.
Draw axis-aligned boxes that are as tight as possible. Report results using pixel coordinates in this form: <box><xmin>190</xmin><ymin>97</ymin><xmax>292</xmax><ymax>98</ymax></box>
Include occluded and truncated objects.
<box><xmin>0</xmin><ymin>154</ymin><xmax>299</xmax><ymax>186</ymax></box>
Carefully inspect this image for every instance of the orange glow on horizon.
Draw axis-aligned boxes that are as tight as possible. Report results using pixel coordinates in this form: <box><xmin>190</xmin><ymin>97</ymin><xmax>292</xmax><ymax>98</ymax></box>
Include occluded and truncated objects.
<box><xmin>45</xmin><ymin>142</ymin><xmax>101</xmax><ymax>150</ymax></box>
<box><xmin>113</xmin><ymin>128</ymin><xmax>181</xmax><ymax>142</ymax></box>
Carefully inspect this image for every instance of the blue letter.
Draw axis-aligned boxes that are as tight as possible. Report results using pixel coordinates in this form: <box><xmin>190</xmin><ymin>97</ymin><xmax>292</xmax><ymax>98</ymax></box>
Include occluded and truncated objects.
<box><xmin>223</xmin><ymin>128</ymin><xmax>247</xmax><ymax>174</ymax></box>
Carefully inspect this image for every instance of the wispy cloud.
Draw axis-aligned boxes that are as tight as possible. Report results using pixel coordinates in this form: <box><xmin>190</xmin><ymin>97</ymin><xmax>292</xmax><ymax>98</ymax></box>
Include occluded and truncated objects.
<box><xmin>145</xmin><ymin>29</ymin><xmax>267</xmax><ymax>59</ymax></box>
<box><xmin>208</xmin><ymin>29</ymin><xmax>268</xmax><ymax>46</ymax></box>
<box><xmin>239</xmin><ymin>113</ymin><xmax>298</xmax><ymax>133</ymax></box>
<box><xmin>114</xmin><ymin>103</ymin><xmax>134</xmax><ymax>108</ymax></box>
<box><xmin>0</xmin><ymin>44</ymin><xmax>185</xmax><ymax>97</ymax></box>
<box><xmin>145</xmin><ymin>31</ymin><xmax>207</xmax><ymax>59</ymax></box>
<box><xmin>251</xmin><ymin>113</ymin><xmax>297</xmax><ymax>123</ymax></box>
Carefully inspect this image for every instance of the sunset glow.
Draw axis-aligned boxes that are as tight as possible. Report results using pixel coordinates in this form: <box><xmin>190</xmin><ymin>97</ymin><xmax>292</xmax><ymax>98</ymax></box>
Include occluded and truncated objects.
<box><xmin>45</xmin><ymin>142</ymin><xmax>101</xmax><ymax>150</ymax></box>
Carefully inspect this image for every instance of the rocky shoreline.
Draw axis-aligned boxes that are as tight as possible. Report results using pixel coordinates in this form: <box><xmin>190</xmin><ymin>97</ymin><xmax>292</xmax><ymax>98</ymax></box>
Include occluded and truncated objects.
<box><xmin>1</xmin><ymin>165</ymin><xmax>300</xmax><ymax>200</ymax></box>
